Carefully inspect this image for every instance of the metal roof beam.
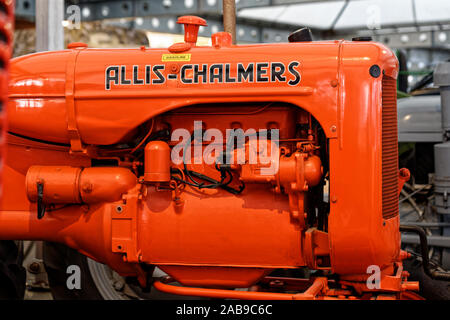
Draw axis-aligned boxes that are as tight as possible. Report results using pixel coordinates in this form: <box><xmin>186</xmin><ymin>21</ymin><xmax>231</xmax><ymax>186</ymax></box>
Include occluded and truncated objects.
<box><xmin>324</xmin><ymin>28</ymin><xmax>450</xmax><ymax>49</ymax></box>
<box><xmin>237</xmin><ymin>0</ymin><xmax>363</xmax><ymax>10</ymax></box>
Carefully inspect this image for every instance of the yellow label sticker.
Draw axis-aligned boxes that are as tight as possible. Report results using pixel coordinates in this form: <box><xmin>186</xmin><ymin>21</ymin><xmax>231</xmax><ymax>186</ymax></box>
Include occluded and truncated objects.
<box><xmin>161</xmin><ymin>53</ymin><xmax>191</xmax><ymax>62</ymax></box>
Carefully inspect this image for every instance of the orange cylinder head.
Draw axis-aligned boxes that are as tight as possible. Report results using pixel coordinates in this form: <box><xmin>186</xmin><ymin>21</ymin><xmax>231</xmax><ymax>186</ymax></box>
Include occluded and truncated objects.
<box><xmin>144</xmin><ymin>141</ymin><xmax>171</xmax><ymax>183</ymax></box>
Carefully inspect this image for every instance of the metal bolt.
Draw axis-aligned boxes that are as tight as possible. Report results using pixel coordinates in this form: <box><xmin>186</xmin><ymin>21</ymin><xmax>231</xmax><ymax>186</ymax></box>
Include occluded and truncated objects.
<box><xmin>82</xmin><ymin>182</ymin><xmax>93</xmax><ymax>193</ymax></box>
<box><xmin>113</xmin><ymin>280</ymin><xmax>125</xmax><ymax>291</ymax></box>
<box><xmin>170</xmin><ymin>64</ymin><xmax>179</xmax><ymax>73</ymax></box>
<box><xmin>28</xmin><ymin>262</ymin><xmax>41</xmax><ymax>274</ymax></box>
<box><xmin>269</xmin><ymin>280</ymin><xmax>284</xmax><ymax>287</ymax></box>
<box><xmin>369</xmin><ymin>65</ymin><xmax>381</xmax><ymax>78</ymax></box>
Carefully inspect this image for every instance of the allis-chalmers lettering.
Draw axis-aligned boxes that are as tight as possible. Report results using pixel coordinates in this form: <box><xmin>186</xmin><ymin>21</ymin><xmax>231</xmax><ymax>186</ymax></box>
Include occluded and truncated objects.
<box><xmin>105</xmin><ymin>61</ymin><xmax>301</xmax><ymax>90</ymax></box>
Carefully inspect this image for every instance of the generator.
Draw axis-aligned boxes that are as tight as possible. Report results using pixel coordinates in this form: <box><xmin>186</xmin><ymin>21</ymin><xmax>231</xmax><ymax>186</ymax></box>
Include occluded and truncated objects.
<box><xmin>0</xmin><ymin>15</ymin><xmax>430</xmax><ymax>299</ymax></box>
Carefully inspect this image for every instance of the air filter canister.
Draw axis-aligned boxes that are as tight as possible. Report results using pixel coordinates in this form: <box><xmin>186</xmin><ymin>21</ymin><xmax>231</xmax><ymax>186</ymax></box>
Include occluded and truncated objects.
<box><xmin>144</xmin><ymin>141</ymin><xmax>171</xmax><ymax>183</ymax></box>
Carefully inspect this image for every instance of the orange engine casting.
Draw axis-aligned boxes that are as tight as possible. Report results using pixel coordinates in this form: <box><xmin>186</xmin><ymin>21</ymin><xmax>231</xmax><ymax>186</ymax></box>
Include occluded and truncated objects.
<box><xmin>0</xmin><ymin>16</ymin><xmax>420</xmax><ymax>299</ymax></box>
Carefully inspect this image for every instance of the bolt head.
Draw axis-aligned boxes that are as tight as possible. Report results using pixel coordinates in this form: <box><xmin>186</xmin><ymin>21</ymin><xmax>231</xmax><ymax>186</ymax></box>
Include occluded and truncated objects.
<box><xmin>28</xmin><ymin>262</ymin><xmax>41</xmax><ymax>274</ymax></box>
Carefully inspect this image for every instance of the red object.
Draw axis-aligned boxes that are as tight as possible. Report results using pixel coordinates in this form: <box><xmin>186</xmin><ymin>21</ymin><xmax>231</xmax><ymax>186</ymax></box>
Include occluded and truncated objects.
<box><xmin>212</xmin><ymin>32</ymin><xmax>233</xmax><ymax>47</ymax></box>
<box><xmin>0</xmin><ymin>14</ymin><xmax>419</xmax><ymax>299</ymax></box>
<box><xmin>398</xmin><ymin>167</ymin><xmax>411</xmax><ymax>194</ymax></box>
<box><xmin>168</xmin><ymin>42</ymin><xmax>192</xmax><ymax>53</ymax></box>
<box><xmin>0</xmin><ymin>0</ymin><xmax>14</xmax><ymax>203</ymax></box>
<box><xmin>177</xmin><ymin>15</ymin><xmax>207</xmax><ymax>45</ymax></box>
<box><xmin>67</xmin><ymin>42</ymin><xmax>88</xmax><ymax>49</ymax></box>
<box><xmin>26</xmin><ymin>166</ymin><xmax>137</xmax><ymax>204</ymax></box>
<box><xmin>144</xmin><ymin>141</ymin><xmax>171</xmax><ymax>183</ymax></box>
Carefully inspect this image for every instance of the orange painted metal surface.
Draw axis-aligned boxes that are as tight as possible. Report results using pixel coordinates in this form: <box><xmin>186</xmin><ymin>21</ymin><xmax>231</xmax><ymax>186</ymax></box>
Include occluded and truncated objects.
<box><xmin>0</xmin><ymin>16</ymin><xmax>419</xmax><ymax>299</ymax></box>
<box><xmin>26</xmin><ymin>166</ymin><xmax>137</xmax><ymax>204</ymax></box>
<box><xmin>0</xmin><ymin>0</ymin><xmax>14</xmax><ymax>201</ymax></box>
<box><xmin>144</xmin><ymin>141</ymin><xmax>171</xmax><ymax>183</ymax></box>
<box><xmin>154</xmin><ymin>276</ymin><xmax>329</xmax><ymax>300</ymax></box>
<box><xmin>398</xmin><ymin>167</ymin><xmax>411</xmax><ymax>195</ymax></box>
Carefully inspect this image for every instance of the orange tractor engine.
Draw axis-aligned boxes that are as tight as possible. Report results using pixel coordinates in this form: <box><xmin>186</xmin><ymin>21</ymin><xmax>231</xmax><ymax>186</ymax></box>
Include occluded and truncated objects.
<box><xmin>0</xmin><ymin>16</ymin><xmax>420</xmax><ymax>299</ymax></box>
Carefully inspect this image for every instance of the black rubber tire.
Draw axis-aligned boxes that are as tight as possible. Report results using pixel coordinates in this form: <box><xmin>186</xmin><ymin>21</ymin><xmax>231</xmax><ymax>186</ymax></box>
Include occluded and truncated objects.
<box><xmin>43</xmin><ymin>242</ymin><xmax>198</xmax><ymax>300</ymax></box>
<box><xmin>43</xmin><ymin>242</ymin><xmax>103</xmax><ymax>300</ymax></box>
<box><xmin>0</xmin><ymin>241</ymin><xmax>26</xmax><ymax>299</ymax></box>
<box><xmin>403</xmin><ymin>258</ymin><xmax>450</xmax><ymax>300</ymax></box>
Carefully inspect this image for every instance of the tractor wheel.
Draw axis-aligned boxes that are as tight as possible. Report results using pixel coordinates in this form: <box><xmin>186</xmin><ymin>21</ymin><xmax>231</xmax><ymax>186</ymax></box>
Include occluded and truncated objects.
<box><xmin>0</xmin><ymin>241</ymin><xmax>26</xmax><ymax>299</ymax></box>
<box><xmin>43</xmin><ymin>242</ymin><xmax>195</xmax><ymax>300</ymax></box>
<box><xmin>43</xmin><ymin>242</ymin><xmax>104</xmax><ymax>300</ymax></box>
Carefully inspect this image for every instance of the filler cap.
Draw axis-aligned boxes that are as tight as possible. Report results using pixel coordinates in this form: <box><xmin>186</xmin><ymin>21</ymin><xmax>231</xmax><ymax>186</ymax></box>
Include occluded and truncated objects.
<box><xmin>177</xmin><ymin>15</ymin><xmax>207</xmax><ymax>45</ymax></box>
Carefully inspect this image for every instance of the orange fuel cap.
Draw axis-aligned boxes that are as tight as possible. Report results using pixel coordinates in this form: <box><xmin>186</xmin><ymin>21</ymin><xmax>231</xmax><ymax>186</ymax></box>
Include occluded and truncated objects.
<box><xmin>177</xmin><ymin>15</ymin><xmax>207</xmax><ymax>45</ymax></box>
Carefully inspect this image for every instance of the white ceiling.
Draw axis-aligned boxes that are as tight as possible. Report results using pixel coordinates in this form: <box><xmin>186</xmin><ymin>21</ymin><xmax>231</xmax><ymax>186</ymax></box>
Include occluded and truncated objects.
<box><xmin>238</xmin><ymin>0</ymin><xmax>450</xmax><ymax>31</ymax></box>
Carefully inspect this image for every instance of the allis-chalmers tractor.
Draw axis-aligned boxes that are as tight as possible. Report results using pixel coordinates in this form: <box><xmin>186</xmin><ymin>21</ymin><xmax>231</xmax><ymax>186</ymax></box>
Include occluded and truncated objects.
<box><xmin>1</xmin><ymin>14</ymin><xmax>447</xmax><ymax>300</ymax></box>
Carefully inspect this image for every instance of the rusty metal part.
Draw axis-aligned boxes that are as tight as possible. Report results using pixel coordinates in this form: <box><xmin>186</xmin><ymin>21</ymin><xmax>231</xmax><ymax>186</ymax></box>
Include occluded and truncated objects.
<box><xmin>144</xmin><ymin>141</ymin><xmax>171</xmax><ymax>183</ymax></box>
<box><xmin>400</xmin><ymin>225</ymin><xmax>450</xmax><ymax>281</ymax></box>
<box><xmin>222</xmin><ymin>0</ymin><xmax>236</xmax><ymax>44</ymax></box>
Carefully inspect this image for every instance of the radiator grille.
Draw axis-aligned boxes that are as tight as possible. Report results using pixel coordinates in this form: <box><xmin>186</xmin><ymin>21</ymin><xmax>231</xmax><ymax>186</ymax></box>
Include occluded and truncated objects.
<box><xmin>381</xmin><ymin>75</ymin><xmax>399</xmax><ymax>219</ymax></box>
